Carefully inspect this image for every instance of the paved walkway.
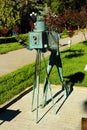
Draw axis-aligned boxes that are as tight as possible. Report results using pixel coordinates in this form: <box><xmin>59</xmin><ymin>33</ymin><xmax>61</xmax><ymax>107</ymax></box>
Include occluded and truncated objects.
<box><xmin>0</xmin><ymin>85</ymin><xmax>87</xmax><ymax>130</ymax></box>
<box><xmin>0</xmin><ymin>31</ymin><xmax>87</xmax><ymax>76</ymax></box>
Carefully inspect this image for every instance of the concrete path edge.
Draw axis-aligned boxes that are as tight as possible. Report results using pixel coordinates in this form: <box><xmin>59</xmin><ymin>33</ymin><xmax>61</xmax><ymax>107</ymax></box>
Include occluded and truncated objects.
<box><xmin>0</xmin><ymin>86</ymin><xmax>32</xmax><ymax>112</ymax></box>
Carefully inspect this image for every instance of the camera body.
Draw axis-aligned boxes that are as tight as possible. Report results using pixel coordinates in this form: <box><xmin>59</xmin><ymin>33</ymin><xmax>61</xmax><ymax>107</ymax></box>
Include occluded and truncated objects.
<box><xmin>29</xmin><ymin>31</ymin><xmax>48</xmax><ymax>51</ymax></box>
<box><xmin>29</xmin><ymin>19</ymin><xmax>59</xmax><ymax>52</ymax></box>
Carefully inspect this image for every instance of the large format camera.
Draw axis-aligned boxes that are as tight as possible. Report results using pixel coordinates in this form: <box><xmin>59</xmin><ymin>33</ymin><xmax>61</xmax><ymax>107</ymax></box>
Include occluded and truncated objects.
<box><xmin>29</xmin><ymin>31</ymin><xmax>48</xmax><ymax>51</ymax></box>
<box><xmin>29</xmin><ymin>19</ymin><xmax>58</xmax><ymax>52</ymax></box>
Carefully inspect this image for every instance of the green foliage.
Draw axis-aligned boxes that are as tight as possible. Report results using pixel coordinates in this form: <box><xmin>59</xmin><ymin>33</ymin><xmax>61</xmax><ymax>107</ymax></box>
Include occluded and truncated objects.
<box><xmin>0</xmin><ymin>0</ymin><xmax>87</xmax><ymax>33</ymax></box>
<box><xmin>50</xmin><ymin>1</ymin><xmax>59</xmax><ymax>13</ymax></box>
<box><xmin>0</xmin><ymin>0</ymin><xmax>20</xmax><ymax>29</ymax></box>
<box><xmin>44</xmin><ymin>0</ymin><xmax>87</xmax><ymax>30</ymax></box>
<box><xmin>45</xmin><ymin>0</ymin><xmax>87</xmax><ymax>13</ymax></box>
<box><xmin>16</xmin><ymin>33</ymin><xmax>29</xmax><ymax>45</ymax></box>
<box><xmin>0</xmin><ymin>0</ymin><xmax>44</xmax><ymax>30</ymax></box>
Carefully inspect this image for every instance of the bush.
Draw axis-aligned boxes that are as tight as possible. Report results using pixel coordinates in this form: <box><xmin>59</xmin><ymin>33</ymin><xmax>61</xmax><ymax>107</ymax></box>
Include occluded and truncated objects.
<box><xmin>0</xmin><ymin>37</ymin><xmax>17</xmax><ymax>44</ymax></box>
<box><xmin>15</xmin><ymin>33</ymin><xmax>29</xmax><ymax>45</ymax></box>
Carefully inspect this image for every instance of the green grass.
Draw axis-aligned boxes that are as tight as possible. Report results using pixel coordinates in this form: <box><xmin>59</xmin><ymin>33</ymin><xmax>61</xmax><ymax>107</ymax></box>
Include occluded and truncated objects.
<box><xmin>0</xmin><ymin>42</ymin><xmax>23</xmax><ymax>54</ymax></box>
<box><xmin>40</xmin><ymin>41</ymin><xmax>87</xmax><ymax>87</ymax></box>
<box><xmin>0</xmin><ymin>33</ymin><xmax>28</xmax><ymax>54</ymax></box>
<box><xmin>62</xmin><ymin>41</ymin><xmax>87</xmax><ymax>87</ymax></box>
<box><xmin>0</xmin><ymin>63</ymin><xmax>35</xmax><ymax>105</ymax></box>
<box><xmin>45</xmin><ymin>41</ymin><xmax>87</xmax><ymax>87</ymax></box>
<box><xmin>0</xmin><ymin>40</ymin><xmax>87</xmax><ymax>105</ymax></box>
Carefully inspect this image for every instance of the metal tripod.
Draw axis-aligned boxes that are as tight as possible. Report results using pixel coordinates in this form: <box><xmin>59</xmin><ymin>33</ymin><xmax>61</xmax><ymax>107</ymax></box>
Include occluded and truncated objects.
<box><xmin>31</xmin><ymin>49</ymin><xmax>55</xmax><ymax>123</ymax></box>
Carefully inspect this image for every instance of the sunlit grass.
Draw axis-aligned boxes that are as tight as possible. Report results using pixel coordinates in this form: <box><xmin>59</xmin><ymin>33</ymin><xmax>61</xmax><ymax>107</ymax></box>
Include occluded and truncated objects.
<box><xmin>0</xmin><ymin>33</ymin><xmax>28</xmax><ymax>54</ymax></box>
<box><xmin>45</xmin><ymin>41</ymin><xmax>87</xmax><ymax>87</ymax></box>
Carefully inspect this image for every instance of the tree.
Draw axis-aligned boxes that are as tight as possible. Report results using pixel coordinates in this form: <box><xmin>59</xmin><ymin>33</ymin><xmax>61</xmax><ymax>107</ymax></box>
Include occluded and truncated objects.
<box><xmin>20</xmin><ymin>0</ymin><xmax>44</xmax><ymax>33</ymax></box>
<box><xmin>0</xmin><ymin>0</ymin><xmax>20</xmax><ymax>30</ymax></box>
<box><xmin>45</xmin><ymin>0</ymin><xmax>87</xmax><ymax>13</ymax></box>
<box><xmin>44</xmin><ymin>0</ymin><xmax>87</xmax><ymax>31</ymax></box>
<box><xmin>0</xmin><ymin>0</ymin><xmax>44</xmax><ymax>33</ymax></box>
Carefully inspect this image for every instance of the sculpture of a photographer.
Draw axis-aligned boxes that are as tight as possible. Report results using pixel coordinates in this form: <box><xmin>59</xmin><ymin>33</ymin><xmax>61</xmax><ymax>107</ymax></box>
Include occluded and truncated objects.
<box><xmin>41</xmin><ymin>29</ymin><xmax>68</xmax><ymax>107</ymax></box>
<box><xmin>29</xmin><ymin>16</ymin><xmax>69</xmax><ymax>109</ymax></box>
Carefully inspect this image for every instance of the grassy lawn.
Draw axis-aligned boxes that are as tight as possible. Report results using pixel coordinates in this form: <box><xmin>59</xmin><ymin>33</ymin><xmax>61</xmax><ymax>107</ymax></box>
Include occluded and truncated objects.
<box><xmin>49</xmin><ymin>41</ymin><xmax>87</xmax><ymax>87</ymax></box>
<box><xmin>0</xmin><ymin>63</ymin><xmax>35</xmax><ymax>105</ymax></box>
<box><xmin>64</xmin><ymin>41</ymin><xmax>87</xmax><ymax>86</ymax></box>
<box><xmin>0</xmin><ymin>42</ymin><xmax>23</xmax><ymax>54</ymax></box>
<box><xmin>40</xmin><ymin>41</ymin><xmax>87</xmax><ymax>87</ymax></box>
<box><xmin>0</xmin><ymin>33</ymin><xmax>28</xmax><ymax>54</ymax></box>
<box><xmin>0</xmin><ymin>40</ymin><xmax>87</xmax><ymax>105</ymax></box>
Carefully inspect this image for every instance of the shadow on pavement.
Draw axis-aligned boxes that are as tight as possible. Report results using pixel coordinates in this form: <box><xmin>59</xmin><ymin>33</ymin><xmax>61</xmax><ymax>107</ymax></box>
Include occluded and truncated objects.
<box><xmin>37</xmin><ymin>88</ymin><xmax>73</xmax><ymax>123</ymax></box>
<box><xmin>83</xmin><ymin>101</ymin><xmax>87</xmax><ymax>112</ymax></box>
<box><xmin>0</xmin><ymin>109</ymin><xmax>21</xmax><ymax>125</ymax></box>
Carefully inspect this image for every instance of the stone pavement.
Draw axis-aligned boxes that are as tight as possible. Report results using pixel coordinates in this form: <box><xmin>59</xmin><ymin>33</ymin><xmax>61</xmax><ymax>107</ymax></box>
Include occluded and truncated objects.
<box><xmin>0</xmin><ymin>31</ymin><xmax>87</xmax><ymax>76</ymax></box>
<box><xmin>0</xmin><ymin>85</ymin><xmax>87</xmax><ymax>130</ymax></box>
<box><xmin>0</xmin><ymin>47</ymin><xmax>50</xmax><ymax>76</ymax></box>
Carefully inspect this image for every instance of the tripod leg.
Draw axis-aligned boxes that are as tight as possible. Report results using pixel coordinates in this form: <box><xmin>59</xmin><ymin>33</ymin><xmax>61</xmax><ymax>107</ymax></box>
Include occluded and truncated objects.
<box><xmin>31</xmin><ymin>50</ymin><xmax>41</xmax><ymax>123</ymax></box>
<box><xmin>31</xmin><ymin>82</ymin><xmax>36</xmax><ymax>111</ymax></box>
<box><xmin>57</xmin><ymin>66</ymin><xmax>69</xmax><ymax>97</ymax></box>
<box><xmin>36</xmin><ymin>74</ymin><xmax>39</xmax><ymax>123</ymax></box>
<box><xmin>41</xmin><ymin>64</ymin><xmax>52</xmax><ymax>107</ymax></box>
<box><xmin>48</xmin><ymin>81</ymin><xmax>55</xmax><ymax>109</ymax></box>
<box><xmin>35</xmin><ymin>50</ymin><xmax>41</xmax><ymax>123</ymax></box>
<box><xmin>41</xmin><ymin>53</ymin><xmax>55</xmax><ymax>109</ymax></box>
<box><xmin>31</xmin><ymin>50</ymin><xmax>39</xmax><ymax>111</ymax></box>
